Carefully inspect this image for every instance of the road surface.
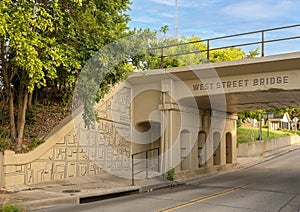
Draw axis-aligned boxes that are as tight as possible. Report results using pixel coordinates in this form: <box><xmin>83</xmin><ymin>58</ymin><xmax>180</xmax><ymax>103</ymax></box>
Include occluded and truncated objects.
<box><xmin>41</xmin><ymin>148</ymin><xmax>300</xmax><ymax>212</ymax></box>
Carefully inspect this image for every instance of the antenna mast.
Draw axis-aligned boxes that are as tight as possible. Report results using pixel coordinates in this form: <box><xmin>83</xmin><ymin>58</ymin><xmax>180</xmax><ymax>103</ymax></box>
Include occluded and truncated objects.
<box><xmin>175</xmin><ymin>0</ymin><xmax>178</xmax><ymax>37</ymax></box>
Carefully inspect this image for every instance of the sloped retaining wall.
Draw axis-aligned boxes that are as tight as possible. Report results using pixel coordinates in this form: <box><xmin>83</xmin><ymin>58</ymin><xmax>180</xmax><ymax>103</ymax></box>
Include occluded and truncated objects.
<box><xmin>0</xmin><ymin>152</ymin><xmax>3</xmax><ymax>187</ymax></box>
<box><xmin>237</xmin><ymin>136</ymin><xmax>300</xmax><ymax>157</ymax></box>
<box><xmin>1</xmin><ymin>86</ymin><xmax>132</xmax><ymax>188</ymax></box>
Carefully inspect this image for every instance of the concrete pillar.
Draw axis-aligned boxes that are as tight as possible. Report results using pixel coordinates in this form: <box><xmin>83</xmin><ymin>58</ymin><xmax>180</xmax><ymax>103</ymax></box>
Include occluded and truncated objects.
<box><xmin>220</xmin><ymin>134</ymin><xmax>226</xmax><ymax>165</ymax></box>
<box><xmin>190</xmin><ymin>139</ymin><xmax>198</xmax><ymax>169</ymax></box>
<box><xmin>201</xmin><ymin>112</ymin><xmax>212</xmax><ymax>167</ymax></box>
<box><xmin>213</xmin><ymin>132</ymin><xmax>221</xmax><ymax>165</ymax></box>
<box><xmin>180</xmin><ymin>130</ymin><xmax>190</xmax><ymax>170</ymax></box>
<box><xmin>198</xmin><ymin>131</ymin><xmax>207</xmax><ymax>167</ymax></box>
<box><xmin>226</xmin><ymin>132</ymin><xmax>233</xmax><ymax>164</ymax></box>
<box><xmin>0</xmin><ymin>152</ymin><xmax>4</xmax><ymax>188</ymax></box>
<box><xmin>206</xmin><ymin>132</ymin><xmax>214</xmax><ymax>167</ymax></box>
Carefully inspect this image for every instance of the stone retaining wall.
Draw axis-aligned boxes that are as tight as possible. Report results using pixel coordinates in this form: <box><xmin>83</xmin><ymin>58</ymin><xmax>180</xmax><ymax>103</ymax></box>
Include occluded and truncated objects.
<box><xmin>237</xmin><ymin>136</ymin><xmax>300</xmax><ymax>157</ymax></box>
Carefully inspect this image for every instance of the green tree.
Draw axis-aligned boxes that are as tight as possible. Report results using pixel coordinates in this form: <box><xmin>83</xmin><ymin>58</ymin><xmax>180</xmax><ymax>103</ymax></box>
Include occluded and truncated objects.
<box><xmin>0</xmin><ymin>0</ymin><xmax>131</xmax><ymax>147</ymax></box>
<box><xmin>145</xmin><ymin>35</ymin><xmax>259</xmax><ymax>69</ymax></box>
<box><xmin>237</xmin><ymin>107</ymin><xmax>300</xmax><ymax>128</ymax></box>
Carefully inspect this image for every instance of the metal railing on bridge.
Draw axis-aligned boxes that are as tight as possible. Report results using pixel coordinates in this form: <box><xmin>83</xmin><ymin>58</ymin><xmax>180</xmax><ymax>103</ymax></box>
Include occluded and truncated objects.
<box><xmin>131</xmin><ymin>147</ymin><xmax>160</xmax><ymax>186</ymax></box>
<box><xmin>151</xmin><ymin>24</ymin><xmax>300</xmax><ymax>68</ymax></box>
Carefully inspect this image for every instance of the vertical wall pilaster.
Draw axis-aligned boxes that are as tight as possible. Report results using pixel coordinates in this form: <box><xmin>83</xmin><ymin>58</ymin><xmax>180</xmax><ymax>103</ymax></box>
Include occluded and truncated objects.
<box><xmin>0</xmin><ymin>152</ymin><xmax>4</xmax><ymax>187</ymax></box>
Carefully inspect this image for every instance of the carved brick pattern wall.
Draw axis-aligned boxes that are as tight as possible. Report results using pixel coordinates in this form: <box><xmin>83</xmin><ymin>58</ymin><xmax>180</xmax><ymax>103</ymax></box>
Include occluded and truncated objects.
<box><xmin>4</xmin><ymin>130</ymin><xmax>98</xmax><ymax>185</ymax></box>
<box><xmin>3</xmin><ymin>87</ymin><xmax>132</xmax><ymax>186</ymax></box>
<box><xmin>93</xmin><ymin>86</ymin><xmax>131</xmax><ymax>172</ymax></box>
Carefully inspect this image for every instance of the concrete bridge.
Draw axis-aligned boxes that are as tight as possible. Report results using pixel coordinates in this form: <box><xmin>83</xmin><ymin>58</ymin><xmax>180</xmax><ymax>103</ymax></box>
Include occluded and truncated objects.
<box><xmin>124</xmin><ymin>52</ymin><xmax>300</xmax><ymax>178</ymax></box>
<box><xmin>1</xmin><ymin>52</ymin><xmax>300</xmax><ymax>188</ymax></box>
<box><xmin>129</xmin><ymin>52</ymin><xmax>300</xmax><ymax>113</ymax></box>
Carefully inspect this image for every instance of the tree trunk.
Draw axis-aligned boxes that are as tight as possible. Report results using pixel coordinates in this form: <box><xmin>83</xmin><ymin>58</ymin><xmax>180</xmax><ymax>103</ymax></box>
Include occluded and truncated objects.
<box><xmin>1</xmin><ymin>42</ymin><xmax>17</xmax><ymax>143</ymax></box>
<box><xmin>16</xmin><ymin>89</ymin><xmax>28</xmax><ymax>146</ymax></box>
<box><xmin>17</xmin><ymin>74</ymin><xmax>25</xmax><ymax>134</ymax></box>
<box><xmin>8</xmin><ymin>89</ymin><xmax>17</xmax><ymax>143</ymax></box>
<box><xmin>28</xmin><ymin>92</ymin><xmax>33</xmax><ymax>109</ymax></box>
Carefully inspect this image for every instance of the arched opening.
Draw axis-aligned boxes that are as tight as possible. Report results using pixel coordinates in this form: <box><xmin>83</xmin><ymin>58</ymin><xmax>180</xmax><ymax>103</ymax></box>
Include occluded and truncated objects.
<box><xmin>132</xmin><ymin>121</ymin><xmax>161</xmax><ymax>160</ymax></box>
<box><xmin>198</xmin><ymin>131</ymin><xmax>206</xmax><ymax>167</ymax></box>
<box><xmin>226</xmin><ymin>132</ymin><xmax>233</xmax><ymax>164</ymax></box>
<box><xmin>213</xmin><ymin>132</ymin><xmax>221</xmax><ymax>165</ymax></box>
<box><xmin>180</xmin><ymin>130</ymin><xmax>191</xmax><ymax>170</ymax></box>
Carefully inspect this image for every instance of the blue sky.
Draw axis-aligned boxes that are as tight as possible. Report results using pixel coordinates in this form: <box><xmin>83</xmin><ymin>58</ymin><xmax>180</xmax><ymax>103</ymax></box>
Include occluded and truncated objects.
<box><xmin>127</xmin><ymin>0</ymin><xmax>300</xmax><ymax>55</ymax></box>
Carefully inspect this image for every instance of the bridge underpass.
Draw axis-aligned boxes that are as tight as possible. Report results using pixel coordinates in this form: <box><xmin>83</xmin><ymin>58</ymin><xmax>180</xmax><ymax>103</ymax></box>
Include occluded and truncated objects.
<box><xmin>2</xmin><ymin>24</ymin><xmax>300</xmax><ymax>190</ymax></box>
<box><xmin>184</xmin><ymin>90</ymin><xmax>300</xmax><ymax>112</ymax></box>
<box><xmin>166</xmin><ymin>51</ymin><xmax>300</xmax><ymax>112</ymax></box>
<box><xmin>126</xmin><ymin>51</ymin><xmax>300</xmax><ymax>178</ymax></box>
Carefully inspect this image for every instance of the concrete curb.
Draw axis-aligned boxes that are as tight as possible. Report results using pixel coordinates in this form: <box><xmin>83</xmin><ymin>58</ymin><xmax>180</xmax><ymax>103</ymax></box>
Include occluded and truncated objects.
<box><xmin>74</xmin><ymin>186</ymin><xmax>139</xmax><ymax>198</ymax></box>
<box><xmin>21</xmin><ymin>186</ymin><xmax>140</xmax><ymax>211</ymax></box>
<box><xmin>21</xmin><ymin>196</ymin><xmax>77</xmax><ymax>210</ymax></box>
<box><xmin>8</xmin><ymin>145</ymin><xmax>300</xmax><ymax>211</ymax></box>
<box><xmin>139</xmin><ymin>181</ymin><xmax>179</xmax><ymax>193</ymax></box>
<box><xmin>240</xmin><ymin>145</ymin><xmax>300</xmax><ymax>170</ymax></box>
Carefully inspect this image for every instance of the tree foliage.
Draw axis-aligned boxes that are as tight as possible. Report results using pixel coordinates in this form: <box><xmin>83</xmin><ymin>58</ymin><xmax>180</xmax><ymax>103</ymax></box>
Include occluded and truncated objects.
<box><xmin>237</xmin><ymin>108</ymin><xmax>300</xmax><ymax>128</ymax></box>
<box><xmin>142</xmin><ymin>34</ymin><xmax>259</xmax><ymax>69</ymax></box>
<box><xmin>0</xmin><ymin>0</ymin><xmax>131</xmax><ymax>146</ymax></box>
<box><xmin>75</xmin><ymin>27</ymin><xmax>261</xmax><ymax>128</ymax></box>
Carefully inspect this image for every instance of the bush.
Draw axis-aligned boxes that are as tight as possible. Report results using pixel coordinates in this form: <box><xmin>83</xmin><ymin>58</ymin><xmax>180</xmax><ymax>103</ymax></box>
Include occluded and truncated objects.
<box><xmin>167</xmin><ymin>168</ymin><xmax>175</xmax><ymax>181</ymax></box>
<box><xmin>0</xmin><ymin>141</ymin><xmax>9</xmax><ymax>150</ymax></box>
<box><xmin>1</xmin><ymin>203</ymin><xmax>23</xmax><ymax>212</ymax></box>
<box><xmin>28</xmin><ymin>138</ymin><xmax>44</xmax><ymax>150</ymax></box>
<box><xmin>0</xmin><ymin>128</ymin><xmax>10</xmax><ymax>138</ymax></box>
<box><xmin>25</xmin><ymin>108</ymin><xmax>35</xmax><ymax>125</ymax></box>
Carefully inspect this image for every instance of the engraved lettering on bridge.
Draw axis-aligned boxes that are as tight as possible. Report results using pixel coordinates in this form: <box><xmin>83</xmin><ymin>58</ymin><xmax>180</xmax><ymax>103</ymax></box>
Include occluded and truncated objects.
<box><xmin>192</xmin><ymin>76</ymin><xmax>289</xmax><ymax>91</ymax></box>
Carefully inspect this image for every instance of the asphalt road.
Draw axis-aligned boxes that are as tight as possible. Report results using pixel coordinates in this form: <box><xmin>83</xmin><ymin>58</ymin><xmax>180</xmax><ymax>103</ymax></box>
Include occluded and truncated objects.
<box><xmin>41</xmin><ymin>149</ymin><xmax>300</xmax><ymax>212</ymax></box>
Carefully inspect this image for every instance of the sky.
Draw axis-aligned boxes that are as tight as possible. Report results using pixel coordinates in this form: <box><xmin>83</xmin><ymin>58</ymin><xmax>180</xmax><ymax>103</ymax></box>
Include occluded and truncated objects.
<box><xmin>127</xmin><ymin>0</ymin><xmax>300</xmax><ymax>55</ymax></box>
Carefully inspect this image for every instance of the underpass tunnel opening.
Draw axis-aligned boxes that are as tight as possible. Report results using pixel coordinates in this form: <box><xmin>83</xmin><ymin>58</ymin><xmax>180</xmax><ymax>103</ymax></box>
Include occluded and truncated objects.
<box><xmin>132</xmin><ymin>121</ymin><xmax>161</xmax><ymax>160</ymax></box>
<box><xmin>198</xmin><ymin>131</ymin><xmax>207</xmax><ymax>167</ymax></box>
<box><xmin>226</xmin><ymin>132</ymin><xmax>233</xmax><ymax>164</ymax></box>
<box><xmin>132</xmin><ymin>89</ymin><xmax>161</xmax><ymax>126</ymax></box>
<box><xmin>178</xmin><ymin>96</ymin><xmax>235</xmax><ymax>169</ymax></box>
<box><xmin>131</xmin><ymin>89</ymin><xmax>162</xmax><ymax>166</ymax></box>
<box><xmin>213</xmin><ymin>132</ymin><xmax>221</xmax><ymax>165</ymax></box>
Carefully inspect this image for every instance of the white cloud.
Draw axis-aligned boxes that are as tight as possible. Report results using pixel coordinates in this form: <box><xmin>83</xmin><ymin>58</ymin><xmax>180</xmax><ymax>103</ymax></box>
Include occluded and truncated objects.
<box><xmin>151</xmin><ymin>0</ymin><xmax>219</xmax><ymax>8</ymax></box>
<box><xmin>161</xmin><ymin>12</ymin><xmax>174</xmax><ymax>18</ymax></box>
<box><xmin>181</xmin><ymin>0</ymin><xmax>220</xmax><ymax>8</ymax></box>
<box><xmin>131</xmin><ymin>16</ymin><xmax>158</xmax><ymax>24</ymax></box>
<box><xmin>151</xmin><ymin>0</ymin><xmax>175</xmax><ymax>6</ymax></box>
<box><xmin>222</xmin><ymin>0</ymin><xmax>298</xmax><ymax>20</ymax></box>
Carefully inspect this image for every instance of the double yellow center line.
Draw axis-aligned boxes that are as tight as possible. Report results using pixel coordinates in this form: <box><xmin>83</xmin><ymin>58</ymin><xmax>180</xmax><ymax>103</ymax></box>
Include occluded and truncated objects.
<box><xmin>155</xmin><ymin>184</ymin><xmax>249</xmax><ymax>212</ymax></box>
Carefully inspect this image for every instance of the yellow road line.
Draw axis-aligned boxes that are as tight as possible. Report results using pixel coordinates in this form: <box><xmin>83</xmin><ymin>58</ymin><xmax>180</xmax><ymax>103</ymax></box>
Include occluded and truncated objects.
<box><xmin>155</xmin><ymin>184</ymin><xmax>248</xmax><ymax>212</ymax></box>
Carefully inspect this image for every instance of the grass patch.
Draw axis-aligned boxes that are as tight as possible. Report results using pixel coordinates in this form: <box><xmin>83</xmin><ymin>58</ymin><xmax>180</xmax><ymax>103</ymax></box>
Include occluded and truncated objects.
<box><xmin>28</xmin><ymin>138</ymin><xmax>45</xmax><ymax>150</ymax></box>
<box><xmin>0</xmin><ymin>128</ymin><xmax>10</xmax><ymax>138</ymax></box>
<box><xmin>0</xmin><ymin>140</ymin><xmax>9</xmax><ymax>150</ymax></box>
<box><xmin>1</xmin><ymin>203</ymin><xmax>23</xmax><ymax>212</ymax></box>
<box><xmin>237</xmin><ymin>127</ymin><xmax>297</xmax><ymax>146</ymax></box>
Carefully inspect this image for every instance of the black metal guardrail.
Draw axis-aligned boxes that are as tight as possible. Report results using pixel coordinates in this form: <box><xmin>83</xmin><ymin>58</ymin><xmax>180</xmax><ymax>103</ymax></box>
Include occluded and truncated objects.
<box><xmin>131</xmin><ymin>147</ymin><xmax>160</xmax><ymax>186</ymax></box>
<box><xmin>151</xmin><ymin>24</ymin><xmax>300</xmax><ymax>68</ymax></box>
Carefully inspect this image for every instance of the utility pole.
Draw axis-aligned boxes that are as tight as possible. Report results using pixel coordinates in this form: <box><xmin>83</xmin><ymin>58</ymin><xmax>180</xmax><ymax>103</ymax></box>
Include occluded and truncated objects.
<box><xmin>258</xmin><ymin>113</ymin><xmax>262</xmax><ymax>141</ymax></box>
<box><xmin>267</xmin><ymin>112</ymin><xmax>269</xmax><ymax>137</ymax></box>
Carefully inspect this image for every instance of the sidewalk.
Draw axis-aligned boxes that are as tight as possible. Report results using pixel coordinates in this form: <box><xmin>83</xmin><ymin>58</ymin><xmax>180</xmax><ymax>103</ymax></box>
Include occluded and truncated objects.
<box><xmin>1</xmin><ymin>143</ymin><xmax>300</xmax><ymax>211</ymax></box>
